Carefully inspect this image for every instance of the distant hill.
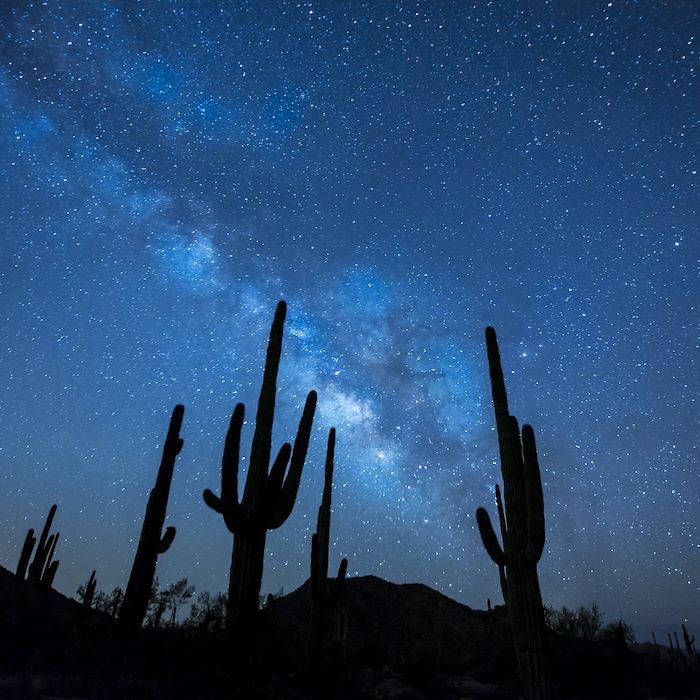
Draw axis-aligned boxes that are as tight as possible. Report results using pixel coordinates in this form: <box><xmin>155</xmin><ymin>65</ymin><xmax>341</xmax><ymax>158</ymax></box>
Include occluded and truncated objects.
<box><xmin>0</xmin><ymin>565</ymin><xmax>697</xmax><ymax>699</ymax></box>
<box><xmin>273</xmin><ymin>574</ymin><xmax>509</xmax><ymax>673</ymax></box>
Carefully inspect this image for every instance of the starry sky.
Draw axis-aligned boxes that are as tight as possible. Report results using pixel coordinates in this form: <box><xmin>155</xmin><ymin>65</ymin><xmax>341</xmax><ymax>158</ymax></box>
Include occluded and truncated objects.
<box><xmin>1</xmin><ymin>1</ymin><xmax>697</xmax><ymax>641</ymax></box>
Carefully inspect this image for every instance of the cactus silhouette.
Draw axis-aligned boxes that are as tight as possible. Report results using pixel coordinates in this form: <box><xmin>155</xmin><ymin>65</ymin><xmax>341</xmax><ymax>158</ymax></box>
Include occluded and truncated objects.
<box><xmin>682</xmin><ymin>623</ymin><xmax>696</xmax><ymax>658</ymax></box>
<box><xmin>203</xmin><ymin>300</ymin><xmax>317</xmax><ymax>630</ymax></box>
<box><xmin>40</xmin><ymin>532</ymin><xmax>60</xmax><ymax>586</ymax></box>
<box><xmin>16</xmin><ymin>528</ymin><xmax>36</xmax><ymax>579</ymax></box>
<box><xmin>310</xmin><ymin>428</ymin><xmax>348</xmax><ymax>663</ymax></box>
<box><xmin>119</xmin><ymin>404</ymin><xmax>184</xmax><ymax>631</ymax></box>
<box><xmin>82</xmin><ymin>570</ymin><xmax>97</xmax><ymax>608</ymax></box>
<box><xmin>26</xmin><ymin>505</ymin><xmax>59</xmax><ymax>584</ymax></box>
<box><xmin>476</xmin><ymin>327</ymin><xmax>551</xmax><ymax>700</ymax></box>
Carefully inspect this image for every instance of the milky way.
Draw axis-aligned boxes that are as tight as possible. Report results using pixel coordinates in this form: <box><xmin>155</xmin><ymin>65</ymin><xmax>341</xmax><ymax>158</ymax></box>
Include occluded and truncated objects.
<box><xmin>1</xmin><ymin>1</ymin><xmax>697</xmax><ymax>640</ymax></box>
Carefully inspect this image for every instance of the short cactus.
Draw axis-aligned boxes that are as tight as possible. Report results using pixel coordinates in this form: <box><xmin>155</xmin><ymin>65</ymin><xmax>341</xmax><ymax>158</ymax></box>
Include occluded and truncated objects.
<box><xmin>40</xmin><ymin>532</ymin><xmax>60</xmax><ymax>586</ymax></box>
<box><xmin>310</xmin><ymin>428</ymin><xmax>348</xmax><ymax>662</ymax></box>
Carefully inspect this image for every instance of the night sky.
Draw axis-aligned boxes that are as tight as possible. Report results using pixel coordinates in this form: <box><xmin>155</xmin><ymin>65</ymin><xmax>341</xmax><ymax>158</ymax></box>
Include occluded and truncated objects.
<box><xmin>1</xmin><ymin>1</ymin><xmax>697</xmax><ymax>641</ymax></box>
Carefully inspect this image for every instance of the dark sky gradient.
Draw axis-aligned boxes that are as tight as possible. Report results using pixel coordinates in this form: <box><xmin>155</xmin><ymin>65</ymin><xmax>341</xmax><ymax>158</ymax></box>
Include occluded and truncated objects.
<box><xmin>1</xmin><ymin>1</ymin><xmax>697</xmax><ymax>640</ymax></box>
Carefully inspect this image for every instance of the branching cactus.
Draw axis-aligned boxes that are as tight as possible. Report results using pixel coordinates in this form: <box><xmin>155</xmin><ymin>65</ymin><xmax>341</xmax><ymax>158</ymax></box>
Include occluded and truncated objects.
<box><xmin>119</xmin><ymin>404</ymin><xmax>184</xmax><ymax>631</ymax></box>
<box><xmin>682</xmin><ymin>624</ymin><xmax>697</xmax><ymax>658</ymax></box>
<box><xmin>203</xmin><ymin>300</ymin><xmax>317</xmax><ymax>630</ymax></box>
<box><xmin>476</xmin><ymin>327</ymin><xmax>552</xmax><ymax>700</ymax></box>
<box><xmin>310</xmin><ymin>428</ymin><xmax>348</xmax><ymax>662</ymax></box>
<box><xmin>26</xmin><ymin>505</ymin><xmax>59</xmax><ymax>584</ymax></box>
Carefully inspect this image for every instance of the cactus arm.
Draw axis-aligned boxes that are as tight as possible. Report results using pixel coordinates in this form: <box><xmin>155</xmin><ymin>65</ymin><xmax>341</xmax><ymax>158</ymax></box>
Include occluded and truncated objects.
<box><xmin>83</xmin><ymin>570</ymin><xmax>97</xmax><ymax>607</ymax></box>
<box><xmin>682</xmin><ymin>624</ymin><xmax>696</xmax><ymax>656</ymax></box>
<box><xmin>43</xmin><ymin>532</ymin><xmax>59</xmax><ymax>579</ymax></box>
<box><xmin>159</xmin><ymin>526</ymin><xmax>176</xmax><ymax>553</ymax></box>
<box><xmin>337</xmin><ymin>557</ymin><xmax>348</xmax><ymax>581</ymax></box>
<box><xmin>43</xmin><ymin>559</ymin><xmax>59</xmax><ymax>587</ymax></box>
<box><xmin>31</xmin><ymin>533</ymin><xmax>55</xmax><ymax>583</ymax></box>
<box><xmin>522</xmin><ymin>424</ymin><xmax>545</xmax><ymax>563</ymax></box>
<box><xmin>259</xmin><ymin>442</ymin><xmax>292</xmax><ymax>528</ymax></box>
<box><xmin>203</xmin><ymin>403</ymin><xmax>247</xmax><ymax>533</ymax></box>
<box><xmin>221</xmin><ymin>403</ymin><xmax>244</xmax><ymax>508</ymax></box>
<box><xmin>267</xmin><ymin>390</ymin><xmax>318</xmax><ymax>529</ymax></box>
<box><xmin>476</xmin><ymin>508</ymin><xmax>508</xmax><ymax>567</ymax></box>
<box><xmin>325</xmin><ymin>559</ymin><xmax>348</xmax><ymax>606</ymax></box>
<box><xmin>17</xmin><ymin>529</ymin><xmax>36</xmax><ymax>579</ymax></box>
<box><xmin>202</xmin><ymin>490</ymin><xmax>223</xmax><ymax>512</ymax></box>
<box><xmin>328</xmin><ymin>557</ymin><xmax>348</xmax><ymax>604</ymax></box>
<box><xmin>220</xmin><ymin>403</ymin><xmax>246</xmax><ymax>532</ymax></box>
<box><xmin>37</xmin><ymin>505</ymin><xmax>57</xmax><ymax>554</ymax></box>
<box><xmin>503</xmin><ymin>416</ymin><xmax>528</xmax><ymax>555</ymax></box>
<box><xmin>27</xmin><ymin>504</ymin><xmax>57</xmax><ymax>582</ymax></box>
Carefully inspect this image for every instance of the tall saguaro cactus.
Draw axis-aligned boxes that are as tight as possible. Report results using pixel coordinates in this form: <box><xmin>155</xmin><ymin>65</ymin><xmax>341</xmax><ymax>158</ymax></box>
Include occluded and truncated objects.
<box><xmin>119</xmin><ymin>404</ymin><xmax>184</xmax><ymax>631</ymax></box>
<box><xmin>203</xmin><ymin>300</ymin><xmax>317</xmax><ymax>630</ymax></box>
<box><xmin>310</xmin><ymin>428</ymin><xmax>348</xmax><ymax>662</ymax></box>
<box><xmin>476</xmin><ymin>327</ymin><xmax>552</xmax><ymax>700</ymax></box>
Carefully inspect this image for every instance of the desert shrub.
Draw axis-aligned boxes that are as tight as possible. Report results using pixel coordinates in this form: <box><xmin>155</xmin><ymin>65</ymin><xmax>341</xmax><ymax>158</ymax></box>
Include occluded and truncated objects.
<box><xmin>545</xmin><ymin>603</ymin><xmax>635</xmax><ymax>643</ymax></box>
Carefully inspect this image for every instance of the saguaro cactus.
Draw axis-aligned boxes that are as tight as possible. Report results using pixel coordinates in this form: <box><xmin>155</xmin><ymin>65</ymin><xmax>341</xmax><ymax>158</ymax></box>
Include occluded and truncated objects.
<box><xmin>310</xmin><ymin>428</ymin><xmax>348</xmax><ymax>662</ymax></box>
<box><xmin>475</xmin><ymin>327</ymin><xmax>552</xmax><ymax>700</ymax></box>
<box><xmin>203</xmin><ymin>300</ymin><xmax>317</xmax><ymax>630</ymax></box>
<box><xmin>119</xmin><ymin>404</ymin><xmax>184</xmax><ymax>631</ymax></box>
<box><xmin>26</xmin><ymin>505</ymin><xmax>59</xmax><ymax>584</ymax></box>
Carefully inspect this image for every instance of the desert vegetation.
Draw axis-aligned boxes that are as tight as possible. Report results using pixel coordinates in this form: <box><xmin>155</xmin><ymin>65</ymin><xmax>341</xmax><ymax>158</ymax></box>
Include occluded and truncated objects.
<box><xmin>1</xmin><ymin>301</ymin><xmax>697</xmax><ymax>699</ymax></box>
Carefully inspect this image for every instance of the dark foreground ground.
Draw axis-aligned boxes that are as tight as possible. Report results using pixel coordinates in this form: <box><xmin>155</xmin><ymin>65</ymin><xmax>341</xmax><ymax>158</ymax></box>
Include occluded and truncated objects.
<box><xmin>0</xmin><ymin>566</ymin><xmax>697</xmax><ymax>699</ymax></box>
